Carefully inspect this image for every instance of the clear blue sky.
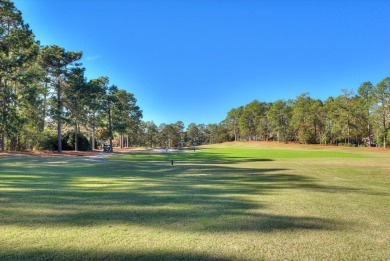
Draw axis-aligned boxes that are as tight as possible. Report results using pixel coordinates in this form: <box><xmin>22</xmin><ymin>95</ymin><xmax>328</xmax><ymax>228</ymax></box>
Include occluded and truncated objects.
<box><xmin>14</xmin><ymin>0</ymin><xmax>390</xmax><ymax>126</ymax></box>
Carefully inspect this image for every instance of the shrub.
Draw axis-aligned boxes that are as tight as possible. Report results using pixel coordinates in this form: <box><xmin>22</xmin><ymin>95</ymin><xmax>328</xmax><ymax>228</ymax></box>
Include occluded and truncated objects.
<box><xmin>63</xmin><ymin>132</ymin><xmax>91</xmax><ymax>151</ymax></box>
<box><xmin>38</xmin><ymin>131</ymin><xmax>91</xmax><ymax>151</ymax></box>
<box><xmin>38</xmin><ymin>131</ymin><xmax>58</xmax><ymax>150</ymax></box>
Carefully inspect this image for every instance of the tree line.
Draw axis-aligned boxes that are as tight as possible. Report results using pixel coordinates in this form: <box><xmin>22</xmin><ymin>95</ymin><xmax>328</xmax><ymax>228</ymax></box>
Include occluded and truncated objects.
<box><xmin>135</xmin><ymin>81</ymin><xmax>390</xmax><ymax>149</ymax></box>
<box><xmin>223</xmin><ymin>81</ymin><xmax>390</xmax><ymax>148</ymax></box>
<box><xmin>0</xmin><ymin>0</ymin><xmax>142</xmax><ymax>152</ymax></box>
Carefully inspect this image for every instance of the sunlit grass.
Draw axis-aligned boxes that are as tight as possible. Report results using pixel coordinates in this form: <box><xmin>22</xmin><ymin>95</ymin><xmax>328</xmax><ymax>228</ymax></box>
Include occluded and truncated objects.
<box><xmin>0</xmin><ymin>142</ymin><xmax>389</xmax><ymax>260</ymax></box>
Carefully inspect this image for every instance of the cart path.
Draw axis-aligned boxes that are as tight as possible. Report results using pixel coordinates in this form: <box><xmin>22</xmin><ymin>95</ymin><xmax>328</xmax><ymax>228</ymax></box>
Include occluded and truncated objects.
<box><xmin>85</xmin><ymin>152</ymin><xmax>108</xmax><ymax>162</ymax></box>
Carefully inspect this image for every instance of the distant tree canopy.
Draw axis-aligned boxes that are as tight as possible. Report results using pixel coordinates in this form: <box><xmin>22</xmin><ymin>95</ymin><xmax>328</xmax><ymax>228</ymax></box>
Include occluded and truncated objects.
<box><xmin>1</xmin><ymin>0</ymin><xmax>389</xmax><ymax>151</ymax></box>
<box><xmin>220</xmin><ymin>79</ymin><xmax>389</xmax><ymax>147</ymax></box>
<box><xmin>135</xmin><ymin>80</ymin><xmax>390</xmax><ymax>149</ymax></box>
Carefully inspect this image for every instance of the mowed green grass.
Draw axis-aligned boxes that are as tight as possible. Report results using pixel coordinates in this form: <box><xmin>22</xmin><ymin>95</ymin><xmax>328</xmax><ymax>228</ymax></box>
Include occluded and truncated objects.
<box><xmin>0</xmin><ymin>142</ymin><xmax>389</xmax><ymax>260</ymax></box>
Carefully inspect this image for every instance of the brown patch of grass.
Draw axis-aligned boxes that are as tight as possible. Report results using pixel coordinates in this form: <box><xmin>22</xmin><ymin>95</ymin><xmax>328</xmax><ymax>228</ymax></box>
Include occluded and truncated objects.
<box><xmin>220</xmin><ymin>140</ymin><xmax>390</xmax><ymax>152</ymax></box>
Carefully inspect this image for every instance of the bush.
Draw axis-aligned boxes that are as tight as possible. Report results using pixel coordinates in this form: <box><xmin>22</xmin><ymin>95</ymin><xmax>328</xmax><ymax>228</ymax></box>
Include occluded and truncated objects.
<box><xmin>63</xmin><ymin>132</ymin><xmax>91</xmax><ymax>151</ymax></box>
<box><xmin>37</xmin><ymin>131</ymin><xmax>91</xmax><ymax>151</ymax></box>
<box><xmin>38</xmin><ymin>131</ymin><xmax>58</xmax><ymax>150</ymax></box>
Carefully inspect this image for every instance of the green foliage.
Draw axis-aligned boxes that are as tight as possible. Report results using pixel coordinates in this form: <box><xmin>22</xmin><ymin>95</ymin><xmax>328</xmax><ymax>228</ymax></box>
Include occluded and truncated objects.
<box><xmin>63</xmin><ymin>131</ymin><xmax>91</xmax><ymax>151</ymax></box>
<box><xmin>0</xmin><ymin>0</ymin><xmax>39</xmax><ymax>151</ymax></box>
<box><xmin>226</xmin><ymin>106</ymin><xmax>243</xmax><ymax>141</ymax></box>
<box><xmin>37</xmin><ymin>131</ymin><xmax>91</xmax><ymax>151</ymax></box>
<box><xmin>387</xmin><ymin>129</ymin><xmax>390</xmax><ymax>148</ymax></box>
<box><xmin>267</xmin><ymin>100</ymin><xmax>292</xmax><ymax>142</ymax></box>
<box><xmin>38</xmin><ymin>131</ymin><xmax>58</xmax><ymax>150</ymax></box>
<box><xmin>0</xmin><ymin>1</ymin><xmax>144</xmax><ymax>152</ymax></box>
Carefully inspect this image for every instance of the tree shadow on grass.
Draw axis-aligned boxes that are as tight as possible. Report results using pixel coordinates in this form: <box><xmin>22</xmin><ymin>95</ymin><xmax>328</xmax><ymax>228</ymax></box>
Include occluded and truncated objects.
<box><xmin>0</xmin><ymin>155</ymin><xmax>356</xmax><ymax>234</ymax></box>
<box><xmin>111</xmin><ymin>150</ymin><xmax>274</xmax><ymax>165</ymax></box>
<box><xmin>0</xmin><ymin>249</ymin><xmax>232</xmax><ymax>261</ymax></box>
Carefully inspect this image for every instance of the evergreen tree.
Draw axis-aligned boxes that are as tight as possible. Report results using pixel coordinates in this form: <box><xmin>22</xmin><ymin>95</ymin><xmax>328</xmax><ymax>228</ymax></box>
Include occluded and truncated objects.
<box><xmin>267</xmin><ymin>100</ymin><xmax>292</xmax><ymax>142</ymax></box>
<box><xmin>358</xmin><ymin>81</ymin><xmax>375</xmax><ymax>146</ymax></box>
<box><xmin>40</xmin><ymin>45</ymin><xmax>82</xmax><ymax>153</ymax></box>
<box><xmin>226</xmin><ymin>106</ymin><xmax>243</xmax><ymax>141</ymax></box>
<box><xmin>63</xmin><ymin>66</ymin><xmax>89</xmax><ymax>151</ymax></box>
<box><xmin>372</xmin><ymin>77</ymin><xmax>390</xmax><ymax>148</ymax></box>
<box><xmin>0</xmin><ymin>0</ymin><xmax>39</xmax><ymax>151</ymax></box>
<box><xmin>111</xmin><ymin>89</ymin><xmax>142</xmax><ymax>148</ymax></box>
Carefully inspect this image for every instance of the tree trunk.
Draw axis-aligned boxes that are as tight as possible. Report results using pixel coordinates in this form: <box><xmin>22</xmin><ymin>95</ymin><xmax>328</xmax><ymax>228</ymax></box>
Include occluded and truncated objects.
<box><xmin>58</xmin><ymin>118</ymin><xmax>62</xmax><ymax>152</ymax></box>
<box><xmin>368</xmin><ymin>123</ymin><xmax>371</xmax><ymax>146</ymax></box>
<box><xmin>91</xmin><ymin>125</ymin><xmax>95</xmax><ymax>150</ymax></box>
<box><xmin>1</xmin><ymin>103</ymin><xmax>5</xmax><ymax>152</ymax></box>
<box><xmin>75</xmin><ymin>123</ymin><xmax>78</xmax><ymax>151</ymax></box>
<box><xmin>57</xmin><ymin>79</ymin><xmax>62</xmax><ymax>153</ymax></box>
<box><xmin>42</xmin><ymin>81</ymin><xmax>48</xmax><ymax>131</ymax></box>
<box><xmin>108</xmin><ymin>102</ymin><xmax>113</xmax><ymax>152</ymax></box>
<box><xmin>1</xmin><ymin>78</ymin><xmax>7</xmax><ymax>152</ymax></box>
<box><xmin>384</xmin><ymin>118</ymin><xmax>387</xmax><ymax>149</ymax></box>
<box><xmin>1</xmin><ymin>128</ymin><xmax>4</xmax><ymax>152</ymax></box>
<box><xmin>347</xmin><ymin>119</ymin><xmax>350</xmax><ymax>145</ymax></box>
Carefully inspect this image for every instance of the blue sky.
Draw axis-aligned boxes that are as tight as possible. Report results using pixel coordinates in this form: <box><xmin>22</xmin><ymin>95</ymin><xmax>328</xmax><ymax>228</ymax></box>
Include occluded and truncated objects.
<box><xmin>14</xmin><ymin>0</ymin><xmax>390</xmax><ymax>126</ymax></box>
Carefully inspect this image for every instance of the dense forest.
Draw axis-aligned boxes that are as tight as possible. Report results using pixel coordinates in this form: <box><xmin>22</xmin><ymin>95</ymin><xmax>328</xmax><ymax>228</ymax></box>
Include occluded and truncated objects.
<box><xmin>1</xmin><ymin>0</ymin><xmax>389</xmax><ymax>152</ymax></box>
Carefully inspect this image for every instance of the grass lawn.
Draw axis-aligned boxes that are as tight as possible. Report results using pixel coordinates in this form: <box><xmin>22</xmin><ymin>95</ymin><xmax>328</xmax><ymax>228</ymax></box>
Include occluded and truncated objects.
<box><xmin>0</xmin><ymin>142</ymin><xmax>389</xmax><ymax>260</ymax></box>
